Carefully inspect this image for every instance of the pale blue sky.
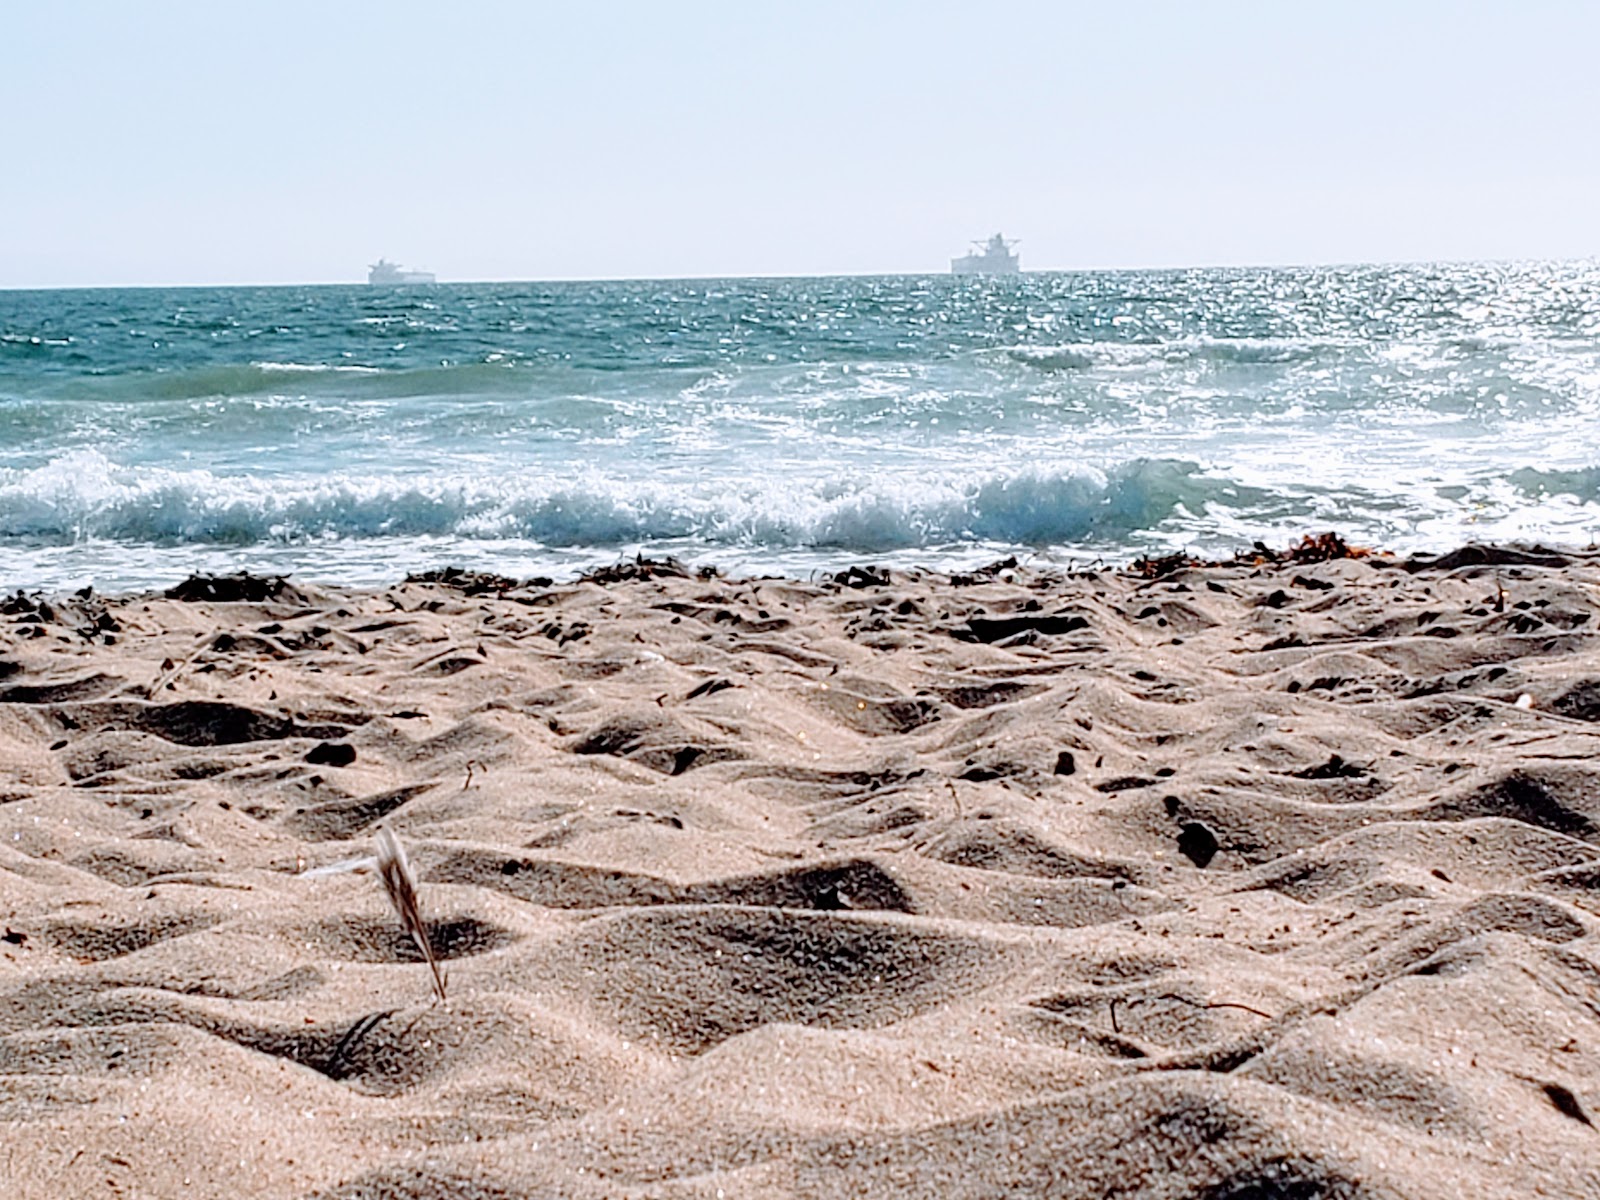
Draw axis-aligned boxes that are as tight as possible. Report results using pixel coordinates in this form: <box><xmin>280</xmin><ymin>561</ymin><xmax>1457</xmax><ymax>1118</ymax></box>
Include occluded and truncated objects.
<box><xmin>5</xmin><ymin>1</ymin><xmax>1597</xmax><ymax>286</ymax></box>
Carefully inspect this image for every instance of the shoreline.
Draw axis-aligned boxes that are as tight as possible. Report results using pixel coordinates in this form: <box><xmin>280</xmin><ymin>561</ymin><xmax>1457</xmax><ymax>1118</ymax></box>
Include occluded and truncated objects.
<box><xmin>8</xmin><ymin>533</ymin><xmax>1597</xmax><ymax>606</ymax></box>
<box><xmin>4</xmin><ymin>538</ymin><xmax>1600</xmax><ymax>1197</ymax></box>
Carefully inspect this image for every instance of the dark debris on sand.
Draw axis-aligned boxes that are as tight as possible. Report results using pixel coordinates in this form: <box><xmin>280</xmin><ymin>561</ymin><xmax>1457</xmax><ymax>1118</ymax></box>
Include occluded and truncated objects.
<box><xmin>580</xmin><ymin>556</ymin><xmax>710</xmax><ymax>585</ymax></box>
<box><xmin>1394</xmin><ymin>543</ymin><xmax>1584</xmax><ymax>573</ymax></box>
<box><xmin>164</xmin><ymin>572</ymin><xmax>311</xmax><ymax>604</ymax></box>
<box><xmin>403</xmin><ymin>567</ymin><xmax>535</xmax><ymax>595</ymax></box>
<box><xmin>1129</xmin><ymin>532</ymin><xmax>1379</xmax><ymax>580</ymax></box>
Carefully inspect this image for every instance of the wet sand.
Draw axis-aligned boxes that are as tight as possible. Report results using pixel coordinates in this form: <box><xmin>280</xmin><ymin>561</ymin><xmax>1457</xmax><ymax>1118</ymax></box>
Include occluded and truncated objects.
<box><xmin>3</xmin><ymin>545</ymin><xmax>1600</xmax><ymax>1198</ymax></box>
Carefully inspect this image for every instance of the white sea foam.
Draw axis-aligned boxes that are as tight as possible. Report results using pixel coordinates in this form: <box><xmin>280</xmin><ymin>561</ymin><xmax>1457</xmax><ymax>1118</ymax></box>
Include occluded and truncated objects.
<box><xmin>0</xmin><ymin>450</ymin><xmax>1233</xmax><ymax>553</ymax></box>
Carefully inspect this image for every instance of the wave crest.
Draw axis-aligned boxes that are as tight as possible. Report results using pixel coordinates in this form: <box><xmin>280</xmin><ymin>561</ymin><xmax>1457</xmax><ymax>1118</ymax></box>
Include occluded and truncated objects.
<box><xmin>0</xmin><ymin>451</ymin><xmax>1227</xmax><ymax>552</ymax></box>
<box><xmin>1003</xmin><ymin>337</ymin><xmax>1326</xmax><ymax>374</ymax></box>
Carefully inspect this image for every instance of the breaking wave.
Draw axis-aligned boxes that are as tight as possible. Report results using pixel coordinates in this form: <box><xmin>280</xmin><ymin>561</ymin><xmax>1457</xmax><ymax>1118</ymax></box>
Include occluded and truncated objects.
<box><xmin>0</xmin><ymin>451</ymin><xmax>1232</xmax><ymax>552</ymax></box>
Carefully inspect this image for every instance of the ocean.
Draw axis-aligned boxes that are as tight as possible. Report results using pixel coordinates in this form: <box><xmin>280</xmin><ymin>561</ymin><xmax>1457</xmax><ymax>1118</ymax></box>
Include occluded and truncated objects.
<box><xmin>1</xmin><ymin>262</ymin><xmax>1597</xmax><ymax>591</ymax></box>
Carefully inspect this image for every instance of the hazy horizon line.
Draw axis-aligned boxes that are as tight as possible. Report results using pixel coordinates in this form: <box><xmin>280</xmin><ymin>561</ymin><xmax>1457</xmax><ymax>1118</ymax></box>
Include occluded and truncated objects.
<box><xmin>6</xmin><ymin>253</ymin><xmax>1596</xmax><ymax>294</ymax></box>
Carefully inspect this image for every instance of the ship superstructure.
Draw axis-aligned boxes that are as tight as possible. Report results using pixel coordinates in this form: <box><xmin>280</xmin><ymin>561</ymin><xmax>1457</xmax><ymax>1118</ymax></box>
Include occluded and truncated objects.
<box><xmin>951</xmin><ymin>234</ymin><xmax>1020</xmax><ymax>275</ymax></box>
<box><xmin>367</xmin><ymin>259</ymin><xmax>437</xmax><ymax>285</ymax></box>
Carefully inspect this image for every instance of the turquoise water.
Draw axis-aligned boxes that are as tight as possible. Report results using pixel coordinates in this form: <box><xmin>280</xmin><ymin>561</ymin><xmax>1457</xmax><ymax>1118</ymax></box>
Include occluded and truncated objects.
<box><xmin>1</xmin><ymin>263</ymin><xmax>1598</xmax><ymax>589</ymax></box>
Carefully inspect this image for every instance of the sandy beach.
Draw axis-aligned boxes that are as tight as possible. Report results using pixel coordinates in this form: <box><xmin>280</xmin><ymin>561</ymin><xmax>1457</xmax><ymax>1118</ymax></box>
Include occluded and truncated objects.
<box><xmin>3</xmin><ymin>542</ymin><xmax>1600</xmax><ymax>1198</ymax></box>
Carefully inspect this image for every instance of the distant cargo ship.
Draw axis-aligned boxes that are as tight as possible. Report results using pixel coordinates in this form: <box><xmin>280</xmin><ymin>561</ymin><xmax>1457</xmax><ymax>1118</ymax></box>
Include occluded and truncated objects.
<box><xmin>951</xmin><ymin>233</ymin><xmax>1020</xmax><ymax>275</ymax></box>
<box><xmin>367</xmin><ymin>259</ymin><xmax>436</xmax><ymax>285</ymax></box>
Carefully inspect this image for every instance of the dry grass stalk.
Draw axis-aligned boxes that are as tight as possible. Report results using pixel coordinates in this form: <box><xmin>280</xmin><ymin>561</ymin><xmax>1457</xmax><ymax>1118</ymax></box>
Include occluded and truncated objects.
<box><xmin>374</xmin><ymin>826</ymin><xmax>447</xmax><ymax>1003</ymax></box>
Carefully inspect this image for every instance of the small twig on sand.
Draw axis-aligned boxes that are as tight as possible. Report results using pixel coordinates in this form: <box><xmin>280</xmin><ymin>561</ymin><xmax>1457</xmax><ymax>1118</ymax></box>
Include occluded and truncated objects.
<box><xmin>148</xmin><ymin>631</ymin><xmax>212</xmax><ymax>695</ymax></box>
<box><xmin>324</xmin><ymin>1009</ymin><xmax>397</xmax><ymax>1079</ymax></box>
<box><xmin>374</xmin><ymin>826</ymin><xmax>447</xmax><ymax>1004</ymax></box>
<box><xmin>1110</xmin><ymin>993</ymin><xmax>1273</xmax><ymax>1034</ymax></box>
